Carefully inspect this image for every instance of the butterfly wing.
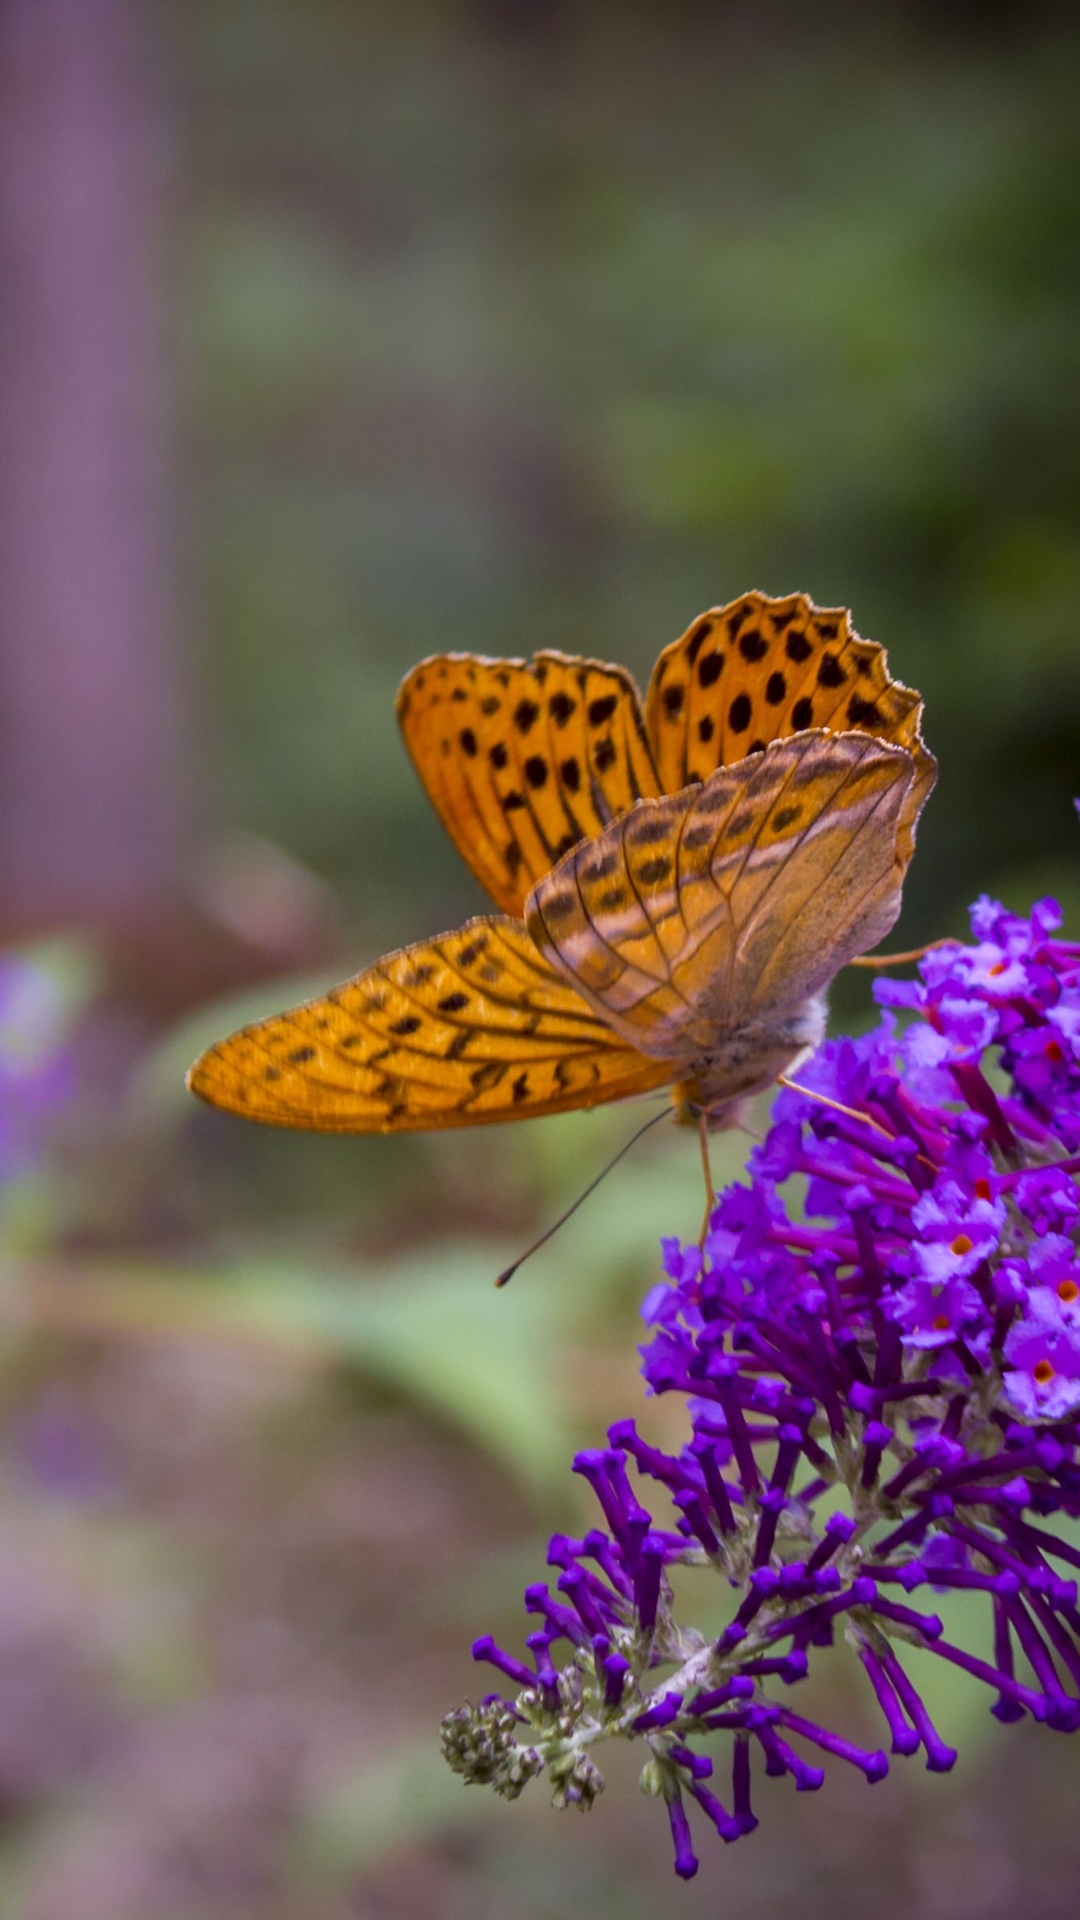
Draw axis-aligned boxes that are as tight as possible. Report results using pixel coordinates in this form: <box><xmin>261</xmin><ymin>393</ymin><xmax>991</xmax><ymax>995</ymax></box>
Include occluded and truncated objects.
<box><xmin>187</xmin><ymin>915</ymin><xmax>675</xmax><ymax>1132</ymax></box>
<box><xmin>525</xmin><ymin>732</ymin><xmax>923</xmax><ymax>1064</ymax></box>
<box><xmin>644</xmin><ymin>593</ymin><xmax>935</xmax><ymax>866</ymax></box>
<box><xmin>397</xmin><ymin>651</ymin><xmax>661</xmax><ymax>917</ymax></box>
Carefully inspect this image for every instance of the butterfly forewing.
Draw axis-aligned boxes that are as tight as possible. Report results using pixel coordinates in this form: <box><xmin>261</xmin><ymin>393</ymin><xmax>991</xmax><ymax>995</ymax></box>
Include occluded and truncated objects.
<box><xmin>187</xmin><ymin>916</ymin><xmax>676</xmax><ymax>1131</ymax></box>
<box><xmin>645</xmin><ymin>592</ymin><xmax>934</xmax><ymax>865</ymax></box>
<box><xmin>397</xmin><ymin>651</ymin><xmax>661</xmax><ymax>917</ymax></box>
<box><xmin>525</xmin><ymin>732</ymin><xmax>920</xmax><ymax>1061</ymax></box>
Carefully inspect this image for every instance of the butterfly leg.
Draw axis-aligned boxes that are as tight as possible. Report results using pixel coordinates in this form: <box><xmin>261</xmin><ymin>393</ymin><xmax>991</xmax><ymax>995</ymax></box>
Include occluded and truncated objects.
<box><xmin>777</xmin><ymin>1074</ymin><xmax>893</xmax><ymax>1138</ymax></box>
<box><xmin>848</xmin><ymin>938</ymin><xmax>960</xmax><ymax>970</ymax></box>
<box><xmin>698</xmin><ymin>1110</ymin><xmax>716</xmax><ymax>1243</ymax></box>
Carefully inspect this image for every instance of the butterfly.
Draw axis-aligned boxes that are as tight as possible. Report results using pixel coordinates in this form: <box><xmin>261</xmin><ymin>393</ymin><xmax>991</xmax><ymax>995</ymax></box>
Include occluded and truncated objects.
<box><xmin>187</xmin><ymin>592</ymin><xmax>935</xmax><ymax>1135</ymax></box>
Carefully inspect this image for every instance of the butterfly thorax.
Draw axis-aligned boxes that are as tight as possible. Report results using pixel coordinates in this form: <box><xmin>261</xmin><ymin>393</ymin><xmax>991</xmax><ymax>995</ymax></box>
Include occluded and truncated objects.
<box><xmin>671</xmin><ymin>991</ymin><xmax>828</xmax><ymax>1130</ymax></box>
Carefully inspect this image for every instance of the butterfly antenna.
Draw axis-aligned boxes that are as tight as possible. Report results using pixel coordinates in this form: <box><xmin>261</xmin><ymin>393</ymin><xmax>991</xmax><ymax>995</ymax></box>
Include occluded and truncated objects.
<box><xmin>848</xmin><ymin>938</ymin><xmax>961</xmax><ymax>970</ymax></box>
<box><xmin>494</xmin><ymin>1106</ymin><xmax>671</xmax><ymax>1288</ymax></box>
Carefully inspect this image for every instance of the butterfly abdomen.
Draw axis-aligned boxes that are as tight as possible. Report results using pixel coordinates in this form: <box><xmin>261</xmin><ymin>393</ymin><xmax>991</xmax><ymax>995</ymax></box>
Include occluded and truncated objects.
<box><xmin>672</xmin><ymin>994</ymin><xmax>829</xmax><ymax>1129</ymax></box>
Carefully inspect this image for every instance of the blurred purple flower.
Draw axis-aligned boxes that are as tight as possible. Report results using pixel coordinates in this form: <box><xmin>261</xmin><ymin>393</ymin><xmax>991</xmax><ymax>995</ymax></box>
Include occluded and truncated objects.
<box><xmin>0</xmin><ymin>952</ymin><xmax>76</xmax><ymax>1188</ymax></box>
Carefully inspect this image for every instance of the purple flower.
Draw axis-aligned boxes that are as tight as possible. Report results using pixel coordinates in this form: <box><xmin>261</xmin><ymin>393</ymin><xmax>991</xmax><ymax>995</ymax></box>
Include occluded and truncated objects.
<box><xmin>444</xmin><ymin>889</ymin><xmax>1080</xmax><ymax>1879</ymax></box>
<box><xmin>1004</xmin><ymin>1294</ymin><xmax>1080</xmax><ymax>1419</ymax></box>
<box><xmin>889</xmin><ymin>1271</ymin><xmax>984</xmax><ymax>1349</ymax></box>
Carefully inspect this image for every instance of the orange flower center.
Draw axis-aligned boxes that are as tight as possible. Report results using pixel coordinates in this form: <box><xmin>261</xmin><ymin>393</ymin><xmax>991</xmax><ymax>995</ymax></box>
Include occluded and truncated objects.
<box><xmin>974</xmin><ymin>1178</ymin><xmax>991</xmax><ymax>1201</ymax></box>
<box><xmin>950</xmin><ymin>1234</ymin><xmax>974</xmax><ymax>1256</ymax></box>
<box><xmin>1058</xmin><ymin>1279</ymin><xmax>1080</xmax><ymax>1304</ymax></box>
<box><xmin>1046</xmin><ymin>1040</ymin><xmax>1065</xmax><ymax>1062</ymax></box>
<box><xmin>988</xmin><ymin>961</ymin><xmax>1008</xmax><ymax>976</ymax></box>
<box><xmin>932</xmin><ymin>1315</ymin><xmax>951</xmax><ymax>1331</ymax></box>
<box><xmin>1033</xmin><ymin>1359</ymin><xmax>1056</xmax><ymax>1385</ymax></box>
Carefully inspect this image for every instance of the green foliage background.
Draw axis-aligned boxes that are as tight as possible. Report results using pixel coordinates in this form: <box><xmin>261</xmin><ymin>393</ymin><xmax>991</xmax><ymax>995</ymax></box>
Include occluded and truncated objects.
<box><xmin>186</xmin><ymin>0</ymin><xmax>1080</xmax><ymax>965</ymax></box>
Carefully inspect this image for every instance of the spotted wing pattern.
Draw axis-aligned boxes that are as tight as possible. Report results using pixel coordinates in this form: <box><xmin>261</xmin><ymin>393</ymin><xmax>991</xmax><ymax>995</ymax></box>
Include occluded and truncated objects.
<box><xmin>644</xmin><ymin>593</ymin><xmax>935</xmax><ymax>865</ymax></box>
<box><xmin>525</xmin><ymin>731</ymin><xmax>921</xmax><ymax>1062</ymax></box>
<box><xmin>187</xmin><ymin>916</ymin><xmax>675</xmax><ymax>1132</ymax></box>
<box><xmin>397</xmin><ymin>651</ymin><xmax>661</xmax><ymax>918</ymax></box>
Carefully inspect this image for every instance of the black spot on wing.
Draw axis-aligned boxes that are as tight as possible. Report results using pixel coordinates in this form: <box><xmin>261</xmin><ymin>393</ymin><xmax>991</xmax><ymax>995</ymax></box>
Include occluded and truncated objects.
<box><xmin>489</xmin><ymin>741</ymin><xmax>508</xmax><ymax>770</ymax></box>
<box><xmin>785</xmin><ymin>631</ymin><xmax>813</xmax><ymax>664</ymax></box>
<box><xmin>637</xmin><ymin>855</ymin><xmax>672</xmax><ymax>884</ymax></box>
<box><xmin>728</xmin><ymin>693</ymin><xmax>752</xmax><ymax>733</ymax></box>
<box><xmin>791</xmin><ymin>696</ymin><xmax>814</xmax><ymax>729</ymax></box>
<box><xmin>817</xmin><ymin>652</ymin><xmax>847</xmax><ymax>689</ymax></box>
<box><xmin>662</xmin><ymin>682</ymin><xmax>685</xmax><ymax>718</ymax></box>
<box><xmin>628</xmin><ymin>815</ymin><xmax>671</xmax><ymax>846</ymax></box>
<box><xmin>765</xmin><ymin>671</ymin><xmax>787</xmax><ymax>705</ymax></box>
<box><xmin>594</xmin><ymin>738</ymin><xmax>616</xmax><ymax>772</ymax></box>
<box><xmin>682</xmin><ymin>823</ymin><xmax>714</xmax><ymax>851</ymax></box>
<box><xmin>514</xmin><ymin>698</ymin><xmax>540</xmax><ymax>734</ymax></box>
<box><xmin>542</xmin><ymin>892</ymin><xmax>579</xmax><ymax>921</ymax></box>
<box><xmin>550</xmin><ymin>690</ymin><xmax>576</xmax><ymax>726</ymax></box>
<box><xmin>588</xmin><ymin>693</ymin><xmax>618</xmax><ymax>727</ymax></box>
<box><xmin>524</xmin><ymin>755</ymin><xmax>548</xmax><ymax>789</ymax></box>
<box><xmin>847</xmin><ymin>694</ymin><xmax>883</xmax><ymax>727</ymax></box>
<box><xmin>698</xmin><ymin>650</ymin><xmax>724</xmax><ymax>688</ymax></box>
<box><xmin>470</xmin><ymin>1062</ymin><xmax>506</xmax><ymax>1092</ymax></box>
<box><xmin>685</xmin><ymin>621</ymin><xmax>712</xmax><ymax>665</ymax></box>
<box><xmin>459</xmin><ymin>727</ymin><xmax>477</xmax><ymax>756</ymax></box>
<box><xmin>389</xmin><ymin>1016</ymin><xmax>422</xmax><ymax>1036</ymax></box>
<box><xmin>560</xmin><ymin>755</ymin><xmax>581</xmax><ymax>792</ymax></box>
<box><xmin>737</xmin><ymin>628</ymin><xmax>768</xmax><ymax>662</ymax></box>
<box><xmin>456</xmin><ymin>937</ymin><xmax>488</xmax><ymax>968</ymax></box>
<box><xmin>438</xmin><ymin>992</ymin><xmax>469</xmax><ymax>1013</ymax></box>
<box><xmin>698</xmin><ymin>715</ymin><xmax>714</xmax><ymax>743</ymax></box>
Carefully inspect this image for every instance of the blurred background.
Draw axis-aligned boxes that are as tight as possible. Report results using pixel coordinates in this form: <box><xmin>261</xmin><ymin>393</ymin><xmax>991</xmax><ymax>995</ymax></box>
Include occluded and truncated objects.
<box><xmin>0</xmin><ymin>1</ymin><xmax>1077</xmax><ymax>1914</ymax></box>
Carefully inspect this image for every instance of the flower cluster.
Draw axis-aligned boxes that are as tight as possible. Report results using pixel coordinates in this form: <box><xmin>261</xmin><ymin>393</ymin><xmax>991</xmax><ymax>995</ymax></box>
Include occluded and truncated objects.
<box><xmin>441</xmin><ymin>895</ymin><xmax>1080</xmax><ymax>1878</ymax></box>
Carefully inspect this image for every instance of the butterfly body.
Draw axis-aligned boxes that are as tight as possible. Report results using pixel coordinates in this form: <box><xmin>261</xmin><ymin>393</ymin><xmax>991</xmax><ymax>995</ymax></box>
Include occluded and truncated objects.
<box><xmin>188</xmin><ymin>596</ymin><xmax>935</xmax><ymax>1134</ymax></box>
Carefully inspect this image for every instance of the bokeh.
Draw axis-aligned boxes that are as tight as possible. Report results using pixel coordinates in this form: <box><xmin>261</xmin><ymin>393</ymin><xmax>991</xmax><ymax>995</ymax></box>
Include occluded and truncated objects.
<box><xmin>0</xmin><ymin>1</ymin><xmax>1078</xmax><ymax>1914</ymax></box>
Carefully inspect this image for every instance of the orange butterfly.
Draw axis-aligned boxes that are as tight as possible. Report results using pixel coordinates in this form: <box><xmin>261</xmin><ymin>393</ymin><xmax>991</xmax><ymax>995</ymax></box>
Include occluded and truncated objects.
<box><xmin>187</xmin><ymin>594</ymin><xmax>935</xmax><ymax>1135</ymax></box>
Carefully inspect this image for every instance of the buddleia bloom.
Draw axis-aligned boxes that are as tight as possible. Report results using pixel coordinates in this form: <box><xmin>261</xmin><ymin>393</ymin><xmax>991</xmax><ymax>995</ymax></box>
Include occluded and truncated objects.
<box><xmin>442</xmin><ymin>892</ymin><xmax>1080</xmax><ymax>1879</ymax></box>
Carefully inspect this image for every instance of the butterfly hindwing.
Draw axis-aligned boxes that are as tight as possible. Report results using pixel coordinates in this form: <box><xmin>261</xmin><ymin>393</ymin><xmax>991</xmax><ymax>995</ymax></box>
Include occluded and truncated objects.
<box><xmin>525</xmin><ymin>732</ymin><xmax>921</xmax><ymax>1060</ymax></box>
<box><xmin>397</xmin><ymin>651</ymin><xmax>661</xmax><ymax>917</ymax></box>
<box><xmin>187</xmin><ymin>916</ymin><xmax>675</xmax><ymax>1132</ymax></box>
<box><xmin>644</xmin><ymin>593</ymin><xmax>935</xmax><ymax>865</ymax></box>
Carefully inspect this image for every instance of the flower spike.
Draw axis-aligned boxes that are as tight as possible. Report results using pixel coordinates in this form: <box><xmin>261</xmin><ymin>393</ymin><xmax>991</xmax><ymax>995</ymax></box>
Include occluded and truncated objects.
<box><xmin>444</xmin><ymin>888</ymin><xmax>1080</xmax><ymax>1876</ymax></box>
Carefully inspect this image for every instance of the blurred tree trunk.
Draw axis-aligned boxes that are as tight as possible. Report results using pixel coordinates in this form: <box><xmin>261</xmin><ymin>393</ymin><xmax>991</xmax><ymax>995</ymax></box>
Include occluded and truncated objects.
<box><xmin>0</xmin><ymin>0</ymin><xmax>190</xmax><ymax>945</ymax></box>
<box><xmin>0</xmin><ymin>0</ymin><xmax>336</xmax><ymax>1014</ymax></box>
